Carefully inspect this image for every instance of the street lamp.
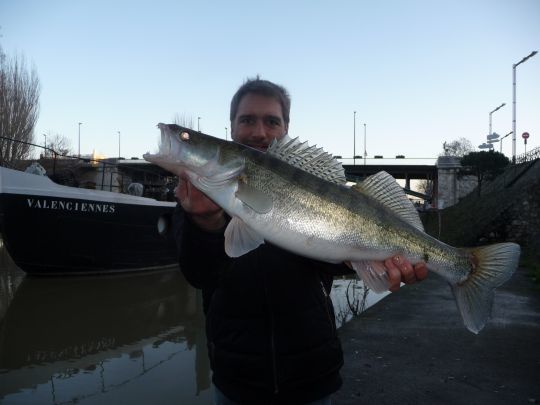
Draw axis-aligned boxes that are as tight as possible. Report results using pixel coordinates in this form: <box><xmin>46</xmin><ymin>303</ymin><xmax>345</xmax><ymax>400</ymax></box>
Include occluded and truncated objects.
<box><xmin>489</xmin><ymin>103</ymin><xmax>505</xmax><ymax>136</ymax></box>
<box><xmin>225</xmin><ymin>127</ymin><xmax>228</xmax><ymax>140</ymax></box>
<box><xmin>363</xmin><ymin>123</ymin><xmax>367</xmax><ymax>166</ymax></box>
<box><xmin>78</xmin><ymin>122</ymin><xmax>83</xmax><ymax>158</ymax></box>
<box><xmin>500</xmin><ymin>131</ymin><xmax>512</xmax><ymax>153</ymax></box>
<box><xmin>43</xmin><ymin>134</ymin><xmax>47</xmax><ymax>158</ymax></box>
<box><xmin>197</xmin><ymin>117</ymin><xmax>201</xmax><ymax>132</ymax></box>
<box><xmin>353</xmin><ymin>111</ymin><xmax>356</xmax><ymax>165</ymax></box>
<box><xmin>118</xmin><ymin>131</ymin><xmax>121</xmax><ymax>159</ymax></box>
<box><xmin>512</xmin><ymin>50</ymin><xmax>537</xmax><ymax>163</ymax></box>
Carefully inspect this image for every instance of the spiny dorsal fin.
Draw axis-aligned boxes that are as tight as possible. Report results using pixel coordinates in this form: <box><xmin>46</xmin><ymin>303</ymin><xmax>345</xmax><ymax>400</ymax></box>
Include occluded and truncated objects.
<box><xmin>267</xmin><ymin>136</ymin><xmax>346</xmax><ymax>184</ymax></box>
<box><xmin>352</xmin><ymin>171</ymin><xmax>425</xmax><ymax>232</ymax></box>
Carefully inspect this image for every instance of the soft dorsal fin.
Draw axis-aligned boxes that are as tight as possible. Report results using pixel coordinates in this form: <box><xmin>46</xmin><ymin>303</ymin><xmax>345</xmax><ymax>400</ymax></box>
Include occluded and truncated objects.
<box><xmin>352</xmin><ymin>171</ymin><xmax>425</xmax><ymax>232</ymax></box>
<box><xmin>267</xmin><ymin>136</ymin><xmax>346</xmax><ymax>184</ymax></box>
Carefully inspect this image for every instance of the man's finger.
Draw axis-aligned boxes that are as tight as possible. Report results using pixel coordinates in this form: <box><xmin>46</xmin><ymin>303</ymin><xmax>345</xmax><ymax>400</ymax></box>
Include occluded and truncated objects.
<box><xmin>384</xmin><ymin>257</ymin><xmax>402</xmax><ymax>292</ymax></box>
<box><xmin>391</xmin><ymin>255</ymin><xmax>416</xmax><ymax>284</ymax></box>
<box><xmin>413</xmin><ymin>262</ymin><xmax>428</xmax><ymax>281</ymax></box>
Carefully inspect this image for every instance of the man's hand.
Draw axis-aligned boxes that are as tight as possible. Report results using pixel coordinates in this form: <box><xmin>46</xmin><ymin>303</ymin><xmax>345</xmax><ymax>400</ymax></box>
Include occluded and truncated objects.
<box><xmin>176</xmin><ymin>175</ymin><xmax>226</xmax><ymax>232</ymax></box>
<box><xmin>346</xmin><ymin>257</ymin><xmax>428</xmax><ymax>292</ymax></box>
<box><xmin>384</xmin><ymin>255</ymin><xmax>428</xmax><ymax>292</ymax></box>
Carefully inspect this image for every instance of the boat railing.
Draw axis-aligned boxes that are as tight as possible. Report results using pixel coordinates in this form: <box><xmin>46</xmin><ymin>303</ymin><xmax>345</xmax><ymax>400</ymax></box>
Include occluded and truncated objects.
<box><xmin>0</xmin><ymin>135</ymin><xmax>177</xmax><ymax>199</ymax></box>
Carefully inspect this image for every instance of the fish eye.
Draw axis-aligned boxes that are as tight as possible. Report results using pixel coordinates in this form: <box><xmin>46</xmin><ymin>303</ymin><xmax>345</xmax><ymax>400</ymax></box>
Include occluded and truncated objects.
<box><xmin>180</xmin><ymin>132</ymin><xmax>190</xmax><ymax>141</ymax></box>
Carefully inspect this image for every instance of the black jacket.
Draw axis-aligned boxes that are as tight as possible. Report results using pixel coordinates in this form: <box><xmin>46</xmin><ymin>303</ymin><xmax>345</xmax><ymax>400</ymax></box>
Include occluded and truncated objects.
<box><xmin>174</xmin><ymin>206</ymin><xmax>352</xmax><ymax>404</ymax></box>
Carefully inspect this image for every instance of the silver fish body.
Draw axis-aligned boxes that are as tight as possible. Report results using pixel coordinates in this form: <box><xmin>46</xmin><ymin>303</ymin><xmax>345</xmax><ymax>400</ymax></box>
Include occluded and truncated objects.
<box><xmin>145</xmin><ymin>124</ymin><xmax>520</xmax><ymax>333</ymax></box>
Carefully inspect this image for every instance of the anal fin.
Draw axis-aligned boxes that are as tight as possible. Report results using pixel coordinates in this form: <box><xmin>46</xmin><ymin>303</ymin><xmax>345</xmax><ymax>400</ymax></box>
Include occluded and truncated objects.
<box><xmin>351</xmin><ymin>260</ymin><xmax>391</xmax><ymax>293</ymax></box>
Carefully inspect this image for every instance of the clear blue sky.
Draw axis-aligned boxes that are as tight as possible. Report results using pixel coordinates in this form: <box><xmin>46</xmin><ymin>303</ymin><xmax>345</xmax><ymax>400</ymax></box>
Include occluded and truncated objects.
<box><xmin>1</xmin><ymin>0</ymin><xmax>539</xmax><ymax>163</ymax></box>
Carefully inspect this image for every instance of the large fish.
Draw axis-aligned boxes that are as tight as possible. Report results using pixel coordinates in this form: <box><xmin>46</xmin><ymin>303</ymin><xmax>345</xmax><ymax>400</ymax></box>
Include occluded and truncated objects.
<box><xmin>144</xmin><ymin>123</ymin><xmax>520</xmax><ymax>334</ymax></box>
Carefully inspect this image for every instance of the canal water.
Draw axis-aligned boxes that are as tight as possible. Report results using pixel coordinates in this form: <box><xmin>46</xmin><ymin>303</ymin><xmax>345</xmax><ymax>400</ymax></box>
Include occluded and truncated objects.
<box><xmin>0</xmin><ymin>239</ymin><xmax>387</xmax><ymax>404</ymax></box>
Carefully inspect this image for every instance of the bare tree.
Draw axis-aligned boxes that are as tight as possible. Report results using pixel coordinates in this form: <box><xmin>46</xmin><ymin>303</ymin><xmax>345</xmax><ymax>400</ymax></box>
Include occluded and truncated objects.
<box><xmin>441</xmin><ymin>137</ymin><xmax>473</xmax><ymax>157</ymax></box>
<box><xmin>0</xmin><ymin>46</ymin><xmax>40</xmax><ymax>167</ymax></box>
<box><xmin>45</xmin><ymin>133</ymin><xmax>72</xmax><ymax>157</ymax></box>
<box><xmin>416</xmin><ymin>178</ymin><xmax>433</xmax><ymax>199</ymax></box>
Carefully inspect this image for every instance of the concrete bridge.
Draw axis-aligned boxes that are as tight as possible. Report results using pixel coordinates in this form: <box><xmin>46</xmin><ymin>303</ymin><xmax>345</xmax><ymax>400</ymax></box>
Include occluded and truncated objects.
<box><xmin>116</xmin><ymin>158</ymin><xmax>464</xmax><ymax>208</ymax></box>
<box><xmin>343</xmin><ymin>163</ymin><xmax>438</xmax><ymax>202</ymax></box>
<box><xmin>342</xmin><ymin>156</ymin><xmax>476</xmax><ymax>209</ymax></box>
<box><xmin>32</xmin><ymin>155</ymin><xmax>468</xmax><ymax>209</ymax></box>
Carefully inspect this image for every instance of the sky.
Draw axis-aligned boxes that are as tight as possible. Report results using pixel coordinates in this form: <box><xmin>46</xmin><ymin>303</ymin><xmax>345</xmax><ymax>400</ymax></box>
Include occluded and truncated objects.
<box><xmin>1</xmin><ymin>0</ymin><xmax>539</xmax><ymax>164</ymax></box>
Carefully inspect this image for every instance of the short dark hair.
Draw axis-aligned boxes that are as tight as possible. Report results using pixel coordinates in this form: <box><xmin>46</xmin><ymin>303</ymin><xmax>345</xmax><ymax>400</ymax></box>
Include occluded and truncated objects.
<box><xmin>230</xmin><ymin>76</ymin><xmax>291</xmax><ymax>125</ymax></box>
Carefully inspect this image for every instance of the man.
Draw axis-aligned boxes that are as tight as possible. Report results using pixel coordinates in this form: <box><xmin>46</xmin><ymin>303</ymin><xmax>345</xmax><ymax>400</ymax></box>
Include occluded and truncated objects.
<box><xmin>174</xmin><ymin>78</ymin><xmax>427</xmax><ymax>404</ymax></box>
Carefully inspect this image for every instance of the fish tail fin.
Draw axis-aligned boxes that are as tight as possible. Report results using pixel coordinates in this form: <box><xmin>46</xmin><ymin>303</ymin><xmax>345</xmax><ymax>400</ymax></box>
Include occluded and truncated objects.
<box><xmin>453</xmin><ymin>242</ymin><xmax>520</xmax><ymax>334</ymax></box>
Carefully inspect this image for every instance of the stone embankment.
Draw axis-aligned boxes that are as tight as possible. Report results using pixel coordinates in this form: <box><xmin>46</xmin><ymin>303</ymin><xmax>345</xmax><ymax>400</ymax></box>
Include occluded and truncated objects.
<box><xmin>422</xmin><ymin>159</ymin><xmax>540</xmax><ymax>254</ymax></box>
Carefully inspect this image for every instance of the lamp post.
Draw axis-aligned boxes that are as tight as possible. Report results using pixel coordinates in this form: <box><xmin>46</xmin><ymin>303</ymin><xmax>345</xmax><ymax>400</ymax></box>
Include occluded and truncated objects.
<box><xmin>225</xmin><ymin>127</ymin><xmax>228</xmax><ymax>140</ymax></box>
<box><xmin>353</xmin><ymin>111</ymin><xmax>356</xmax><ymax>165</ymax></box>
<box><xmin>197</xmin><ymin>117</ymin><xmax>201</xmax><ymax>132</ymax></box>
<box><xmin>500</xmin><ymin>131</ymin><xmax>512</xmax><ymax>153</ymax></box>
<box><xmin>43</xmin><ymin>134</ymin><xmax>47</xmax><ymax>158</ymax></box>
<box><xmin>78</xmin><ymin>122</ymin><xmax>83</xmax><ymax>158</ymax></box>
<box><xmin>118</xmin><ymin>131</ymin><xmax>121</xmax><ymax>159</ymax></box>
<box><xmin>489</xmin><ymin>103</ymin><xmax>505</xmax><ymax>136</ymax></box>
<box><xmin>512</xmin><ymin>51</ymin><xmax>537</xmax><ymax>163</ymax></box>
<box><xmin>363</xmin><ymin>123</ymin><xmax>367</xmax><ymax>166</ymax></box>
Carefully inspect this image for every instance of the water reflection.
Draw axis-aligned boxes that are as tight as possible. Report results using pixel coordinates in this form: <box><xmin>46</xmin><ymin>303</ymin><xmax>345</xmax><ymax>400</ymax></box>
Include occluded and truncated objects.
<box><xmin>331</xmin><ymin>278</ymin><xmax>389</xmax><ymax>328</ymax></box>
<box><xmin>0</xmin><ymin>240</ymin><xmax>388</xmax><ymax>404</ymax></box>
<box><xmin>0</xmin><ymin>249</ymin><xmax>212</xmax><ymax>404</ymax></box>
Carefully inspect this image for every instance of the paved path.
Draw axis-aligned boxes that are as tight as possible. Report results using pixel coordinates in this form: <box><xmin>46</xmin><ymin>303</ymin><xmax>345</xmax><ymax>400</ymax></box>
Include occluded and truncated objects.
<box><xmin>335</xmin><ymin>266</ymin><xmax>540</xmax><ymax>405</ymax></box>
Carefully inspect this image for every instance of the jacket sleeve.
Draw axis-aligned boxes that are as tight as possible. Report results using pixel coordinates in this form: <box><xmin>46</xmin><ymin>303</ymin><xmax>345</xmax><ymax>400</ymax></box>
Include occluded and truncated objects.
<box><xmin>172</xmin><ymin>204</ymin><xmax>230</xmax><ymax>295</ymax></box>
<box><xmin>316</xmin><ymin>261</ymin><xmax>356</xmax><ymax>277</ymax></box>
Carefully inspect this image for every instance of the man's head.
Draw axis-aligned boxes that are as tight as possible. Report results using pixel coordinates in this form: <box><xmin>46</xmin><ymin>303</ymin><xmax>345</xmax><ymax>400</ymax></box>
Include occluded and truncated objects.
<box><xmin>230</xmin><ymin>77</ymin><xmax>291</xmax><ymax>151</ymax></box>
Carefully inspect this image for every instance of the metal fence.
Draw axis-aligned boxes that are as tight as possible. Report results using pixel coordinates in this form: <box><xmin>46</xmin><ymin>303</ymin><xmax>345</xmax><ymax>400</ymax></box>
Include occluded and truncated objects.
<box><xmin>515</xmin><ymin>146</ymin><xmax>540</xmax><ymax>164</ymax></box>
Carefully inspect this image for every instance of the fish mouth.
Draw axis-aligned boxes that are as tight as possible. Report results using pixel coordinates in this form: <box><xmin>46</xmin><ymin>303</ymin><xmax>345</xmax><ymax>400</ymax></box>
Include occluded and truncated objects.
<box><xmin>245</xmin><ymin>143</ymin><xmax>269</xmax><ymax>152</ymax></box>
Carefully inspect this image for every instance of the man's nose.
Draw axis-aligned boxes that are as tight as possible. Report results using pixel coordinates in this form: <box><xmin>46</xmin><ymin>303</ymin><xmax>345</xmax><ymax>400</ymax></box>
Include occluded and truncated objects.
<box><xmin>252</xmin><ymin>120</ymin><xmax>267</xmax><ymax>138</ymax></box>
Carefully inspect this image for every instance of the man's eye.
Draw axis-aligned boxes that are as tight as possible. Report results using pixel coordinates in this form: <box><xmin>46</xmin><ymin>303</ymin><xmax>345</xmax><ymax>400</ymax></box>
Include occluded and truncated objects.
<box><xmin>240</xmin><ymin>117</ymin><xmax>253</xmax><ymax>124</ymax></box>
<box><xmin>268</xmin><ymin>119</ymin><xmax>281</xmax><ymax>127</ymax></box>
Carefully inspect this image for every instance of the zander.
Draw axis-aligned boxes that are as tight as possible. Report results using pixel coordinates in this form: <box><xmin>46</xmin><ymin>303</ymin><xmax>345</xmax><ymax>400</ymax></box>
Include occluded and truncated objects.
<box><xmin>144</xmin><ymin>123</ymin><xmax>520</xmax><ymax>334</ymax></box>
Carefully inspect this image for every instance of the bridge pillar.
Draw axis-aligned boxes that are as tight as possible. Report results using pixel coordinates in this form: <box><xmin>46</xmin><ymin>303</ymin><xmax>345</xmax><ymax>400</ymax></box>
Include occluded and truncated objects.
<box><xmin>405</xmin><ymin>174</ymin><xmax>411</xmax><ymax>190</ymax></box>
<box><xmin>435</xmin><ymin>156</ymin><xmax>461</xmax><ymax>209</ymax></box>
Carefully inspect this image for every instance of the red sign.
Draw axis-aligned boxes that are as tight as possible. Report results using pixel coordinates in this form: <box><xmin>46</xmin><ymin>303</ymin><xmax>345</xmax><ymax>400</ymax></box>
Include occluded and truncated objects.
<box><xmin>522</xmin><ymin>132</ymin><xmax>530</xmax><ymax>139</ymax></box>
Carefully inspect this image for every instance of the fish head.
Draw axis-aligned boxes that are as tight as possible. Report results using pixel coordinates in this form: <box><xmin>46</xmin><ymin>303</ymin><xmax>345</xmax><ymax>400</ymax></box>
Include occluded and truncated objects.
<box><xmin>144</xmin><ymin>123</ymin><xmax>234</xmax><ymax>178</ymax></box>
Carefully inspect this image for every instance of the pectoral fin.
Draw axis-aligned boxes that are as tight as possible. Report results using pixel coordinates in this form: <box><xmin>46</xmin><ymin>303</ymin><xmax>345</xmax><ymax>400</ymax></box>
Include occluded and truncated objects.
<box><xmin>224</xmin><ymin>217</ymin><xmax>265</xmax><ymax>257</ymax></box>
<box><xmin>235</xmin><ymin>182</ymin><xmax>273</xmax><ymax>214</ymax></box>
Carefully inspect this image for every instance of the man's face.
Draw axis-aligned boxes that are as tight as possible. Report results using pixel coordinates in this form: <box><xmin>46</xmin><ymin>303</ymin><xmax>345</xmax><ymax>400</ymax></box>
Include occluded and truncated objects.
<box><xmin>231</xmin><ymin>93</ymin><xmax>288</xmax><ymax>151</ymax></box>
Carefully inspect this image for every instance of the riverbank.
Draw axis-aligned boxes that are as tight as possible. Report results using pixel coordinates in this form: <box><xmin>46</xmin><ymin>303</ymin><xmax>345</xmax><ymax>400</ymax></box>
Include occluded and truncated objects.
<box><xmin>335</xmin><ymin>266</ymin><xmax>540</xmax><ymax>404</ymax></box>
